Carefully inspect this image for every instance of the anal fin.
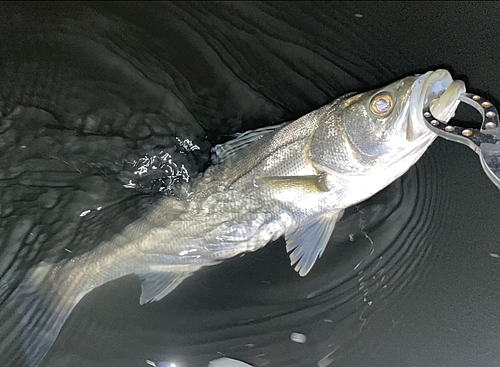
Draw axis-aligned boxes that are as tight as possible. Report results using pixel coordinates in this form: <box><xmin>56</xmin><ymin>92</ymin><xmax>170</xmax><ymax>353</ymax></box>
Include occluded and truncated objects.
<box><xmin>137</xmin><ymin>271</ymin><xmax>192</xmax><ymax>305</ymax></box>
<box><xmin>285</xmin><ymin>210</ymin><xmax>344</xmax><ymax>277</ymax></box>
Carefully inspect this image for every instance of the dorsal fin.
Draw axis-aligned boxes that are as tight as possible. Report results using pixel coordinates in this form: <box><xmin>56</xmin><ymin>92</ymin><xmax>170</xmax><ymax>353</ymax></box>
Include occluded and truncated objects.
<box><xmin>211</xmin><ymin>123</ymin><xmax>285</xmax><ymax>164</ymax></box>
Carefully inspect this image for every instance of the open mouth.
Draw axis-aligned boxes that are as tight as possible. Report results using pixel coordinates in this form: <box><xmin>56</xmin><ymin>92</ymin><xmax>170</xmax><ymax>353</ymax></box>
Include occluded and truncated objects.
<box><xmin>406</xmin><ymin>70</ymin><xmax>466</xmax><ymax>141</ymax></box>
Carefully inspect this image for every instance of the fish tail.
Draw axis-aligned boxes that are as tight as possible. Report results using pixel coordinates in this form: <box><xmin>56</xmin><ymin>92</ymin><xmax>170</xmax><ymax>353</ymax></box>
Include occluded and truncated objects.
<box><xmin>0</xmin><ymin>261</ymin><xmax>83</xmax><ymax>366</ymax></box>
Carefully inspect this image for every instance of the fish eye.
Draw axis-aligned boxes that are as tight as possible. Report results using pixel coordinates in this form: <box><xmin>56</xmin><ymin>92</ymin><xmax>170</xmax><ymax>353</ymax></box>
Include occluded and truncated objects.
<box><xmin>369</xmin><ymin>92</ymin><xmax>394</xmax><ymax>117</ymax></box>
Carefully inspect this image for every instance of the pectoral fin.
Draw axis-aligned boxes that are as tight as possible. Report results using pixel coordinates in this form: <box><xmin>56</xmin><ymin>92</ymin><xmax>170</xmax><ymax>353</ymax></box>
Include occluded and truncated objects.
<box><xmin>137</xmin><ymin>271</ymin><xmax>192</xmax><ymax>304</ymax></box>
<box><xmin>256</xmin><ymin>174</ymin><xmax>329</xmax><ymax>193</ymax></box>
<box><xmin>285</xmin><ymin>210</ymin><xmax>344</xmax><ymax>276</ymax></box>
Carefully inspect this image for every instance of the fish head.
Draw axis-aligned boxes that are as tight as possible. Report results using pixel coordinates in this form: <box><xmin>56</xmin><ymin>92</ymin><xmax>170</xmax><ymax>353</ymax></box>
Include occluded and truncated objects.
<box><xmin>309</xmin><ymin>69</ymin><xmax>465</xmax><ymax>179</ymax></box>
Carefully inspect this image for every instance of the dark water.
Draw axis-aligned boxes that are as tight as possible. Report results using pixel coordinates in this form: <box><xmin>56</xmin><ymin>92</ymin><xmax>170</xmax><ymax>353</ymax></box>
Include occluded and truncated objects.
<box><xmin>0</xmin><ymin>2</ymin><xmax>499</xmax><ymax>367</ymax></box>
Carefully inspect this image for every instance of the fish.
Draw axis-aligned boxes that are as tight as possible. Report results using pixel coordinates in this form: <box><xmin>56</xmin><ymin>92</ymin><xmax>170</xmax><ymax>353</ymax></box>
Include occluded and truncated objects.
<box><xmin>0</xmin><ymin>69</ymin><xmax>466</xmax><ymax>366</ymax></box>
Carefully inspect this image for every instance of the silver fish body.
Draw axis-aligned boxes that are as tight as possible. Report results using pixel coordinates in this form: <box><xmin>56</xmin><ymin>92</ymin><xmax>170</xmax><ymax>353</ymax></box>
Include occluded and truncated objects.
<box><xmin>0</xmin><ymin>69</ymin><xmax>466</xmax><ymax>366</ymax></box>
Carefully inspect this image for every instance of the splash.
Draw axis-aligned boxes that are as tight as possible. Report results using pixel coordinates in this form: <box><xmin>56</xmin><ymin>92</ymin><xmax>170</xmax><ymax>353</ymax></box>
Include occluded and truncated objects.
<box><xmin>121</xmin><ymin>137</ymin><xmax>201</xmax><ymax>196</ymax></box>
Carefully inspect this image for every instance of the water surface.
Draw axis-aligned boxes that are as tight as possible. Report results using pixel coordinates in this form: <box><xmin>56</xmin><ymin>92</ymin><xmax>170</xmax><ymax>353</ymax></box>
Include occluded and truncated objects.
<box><xmin>1</xmin><ymin>2</ymin><xmax>499</xmax><ymax>367</ymax></box>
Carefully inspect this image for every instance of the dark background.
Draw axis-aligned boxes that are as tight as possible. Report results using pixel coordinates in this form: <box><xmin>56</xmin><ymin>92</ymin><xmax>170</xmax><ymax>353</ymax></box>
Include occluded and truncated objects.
<box><xmin>0</xmin><ymin>2</ymin><xmax>499</xmax><ymax>367</ymax></box>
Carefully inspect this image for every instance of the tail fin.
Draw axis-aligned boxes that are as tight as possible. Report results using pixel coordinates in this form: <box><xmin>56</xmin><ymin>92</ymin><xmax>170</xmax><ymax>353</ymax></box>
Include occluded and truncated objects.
<box><xmin>0</xmin><ymin>261</ymin><xmax>83</xmax><ymax>367</ymax></box>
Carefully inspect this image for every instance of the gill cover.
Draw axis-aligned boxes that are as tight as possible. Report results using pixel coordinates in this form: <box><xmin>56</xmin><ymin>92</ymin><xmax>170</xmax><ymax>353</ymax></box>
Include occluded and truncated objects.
<box><xmin>307</xmin><ymin>94</ymin><xmax>368</xmax><ymax>175</ymax></box>
<box><xmin>308</xmin><ymin>76</ymin><xmax>417</xmax><ymax>175</ymax></box>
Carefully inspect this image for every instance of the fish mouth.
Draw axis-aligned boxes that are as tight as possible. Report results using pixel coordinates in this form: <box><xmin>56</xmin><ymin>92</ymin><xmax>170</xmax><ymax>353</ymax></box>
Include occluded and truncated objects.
<box><xmin>405</xmin><ymin>69</ymin><xmax>466</xmax><ymax>141</ymax></box>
